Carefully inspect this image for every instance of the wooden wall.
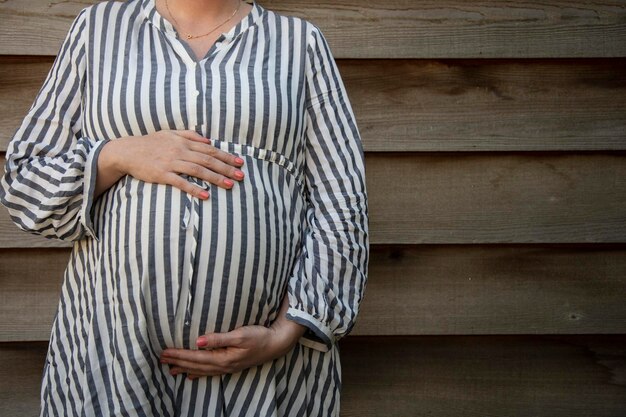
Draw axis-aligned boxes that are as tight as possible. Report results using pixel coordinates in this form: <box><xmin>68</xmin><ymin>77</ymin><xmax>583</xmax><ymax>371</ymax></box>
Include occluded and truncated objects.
<box><xmin>1</xmin><ymin>0</ymin><xmax>626</xmax><ymax>415</ymax></box>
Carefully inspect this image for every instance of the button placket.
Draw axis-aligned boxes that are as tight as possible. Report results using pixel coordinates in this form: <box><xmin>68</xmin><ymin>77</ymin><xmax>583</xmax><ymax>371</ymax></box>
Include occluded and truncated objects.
<box><xmin>180</xmin><ymin>61</ymin><xmax>205</xmax><ymax>328</ymax></box>
<box><xmin>188</xmin><ymin>62</ymin><xmax>199</xmax><ymax>131</ymax></box>
<box><xmin>183</xmin><ymin>177</ymin><xmax>202</xmax><ymax>327</ymax></box>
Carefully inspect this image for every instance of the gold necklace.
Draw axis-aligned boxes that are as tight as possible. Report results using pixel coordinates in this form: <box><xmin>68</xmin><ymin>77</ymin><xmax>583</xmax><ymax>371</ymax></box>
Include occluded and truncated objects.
<box><xmin>164</xmin><ymin>0</ymin><xmax>242</xmax><ymax>40</ymax></box>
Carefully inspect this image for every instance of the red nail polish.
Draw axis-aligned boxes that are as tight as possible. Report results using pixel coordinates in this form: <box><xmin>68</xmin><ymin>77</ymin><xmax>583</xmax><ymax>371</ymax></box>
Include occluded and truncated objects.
<box><xmin>235</xmin><ymin>157</ymin><xmax>244</xmax><ymax>165</ymax></box>
<box><xmin>199</xmin><ymin>190</ymin><xmax>209</xmax><ymax>199</ymax></box>
<box><xmin>197</xmin><ymin>336</ymin><xmax>208</xmax><ymax>347</ymax></box>
<box><xmin>224</xmin><ymin>179</ymin><xmax>234</xmax><ymax>187</ymax></box>
<box><xmin>234</xmin><ymin>170</ymin><xmax>244</xmax><ymax>179</ymax></box>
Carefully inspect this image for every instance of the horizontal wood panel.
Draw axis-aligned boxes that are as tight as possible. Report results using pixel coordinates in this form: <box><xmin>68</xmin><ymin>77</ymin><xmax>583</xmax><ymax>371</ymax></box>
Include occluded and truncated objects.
<box><xmin>340</xmin><ymin>335</ymin><xmax>626</xmax><ymax>416</ymax></box>
<box><xmin>2</xmin><ymin>152</ymin><xmax>625</xmax><ymax>247</ymax></box>
<box><xmin>3</xmin><ymin>335</ymin><xmax>625</xmax><ymax>416</ymax></box>
<box><xmin>0</xmin><ymin>249</ymin><xmax>69</xmax><ymax>341</ymax></box>
<box><xmin>1</xmin><ymin>1</ymin><xmax>626</xmax><ymax>58</ymax></box>
<box><xmin>359</xmin><ymin>244</ymin><xmax>626</xmax><ymax>335</ymax></box>
<box><xmin>2</xmin><ymin>56</ymin><xmax>626</xmax><ymax>152</ymax></box>
<box><xmin>3</xmin><ymin>245</ymin><xmax>626</xmax><ymax>341</ymax></box>
<box><xmin>0</xmin><ymin>342</ymin><xmax>46</xmax><ymax>416</ymax></box>
<box><xmin>365</xmin><ymin>152</ymin><xmax>626</xmax><ymax>244</ymax></box>
<box><xmin>346</xmin><ymin>58</ymin><xmax>626</xmax><ymax>152</ymax></box>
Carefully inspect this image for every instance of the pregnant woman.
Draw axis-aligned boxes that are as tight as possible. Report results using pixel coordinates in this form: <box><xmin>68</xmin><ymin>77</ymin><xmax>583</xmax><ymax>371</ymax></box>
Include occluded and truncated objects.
<box><xmin>0</xmin><ymin>0</ymin><xmax>369</xmax><ymax>415</ymax></box>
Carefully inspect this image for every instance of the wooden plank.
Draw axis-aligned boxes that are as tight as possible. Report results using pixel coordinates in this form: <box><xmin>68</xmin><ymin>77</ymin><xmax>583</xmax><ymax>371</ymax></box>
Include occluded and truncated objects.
<box><xmin>340</xmin><ymin>335</ymin><xmax>626</xmax><ymax>416</ymax></box>
<box><xmin>3</xmin><ymin>336</ymin><xmax>626</xmax><ymax>416</ymax></box>
<box><xmin>3</xmin><ymin>245</ymin><xmax>626</xmax><ymax>341</ymax></box>
<box><xmin>357</xmin><ymin>244</ymin><xmax>626</xmax><ymax>335</ymax></box>
<box><xmin>345</xmin><ymin>58</ymin><xmax>626</xmax><ymax>152</ymax></box>
<box><xmin>365</xmin><ymin>152</ymin><xmax>626</xmax><ymax>244</ymax></box>
<box><xmin>3</xmin><ymin>153</ymin><xmax>626</xmax><ymax>247</ymax></box>
<box><xmin>0</xmin><ymin>249</ymin><xmax>70</xmax><ymax>341</ymax></box>
<box><xmin>1</xmin><ymin>1</ymin><xmax>626</xmax><ymax>58</ymax></box>
<box><xmin>3</xmin><ymin>56</ymin><xmax>626</xmax><ymax>152</ymax></box>
<box><xmin>0</xmin><ymin>342</ymin><xmax>46</xmax><ymax>416</ymax></box>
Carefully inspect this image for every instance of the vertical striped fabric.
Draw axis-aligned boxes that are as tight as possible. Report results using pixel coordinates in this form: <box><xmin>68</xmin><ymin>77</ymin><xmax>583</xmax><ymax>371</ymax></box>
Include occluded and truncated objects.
<box><xmin>0</xmin><ymin>0</ymin><xmax>369</xmax><ymax>415</ymax></box>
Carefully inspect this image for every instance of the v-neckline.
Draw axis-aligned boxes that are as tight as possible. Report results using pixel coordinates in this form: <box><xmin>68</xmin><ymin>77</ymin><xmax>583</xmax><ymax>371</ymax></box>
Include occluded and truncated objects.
<box><xmin>142</xmin><ymin>0</ymin><xmax>263</xmax><ymax>64</ymax></box>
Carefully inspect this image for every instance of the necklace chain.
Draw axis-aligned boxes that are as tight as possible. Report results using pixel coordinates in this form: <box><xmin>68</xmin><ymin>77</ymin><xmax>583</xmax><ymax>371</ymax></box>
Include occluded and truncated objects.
<box><xmin>164</xmin><ymin>0</ymin><xmax>242</xmax><ymax>40</ymax></box>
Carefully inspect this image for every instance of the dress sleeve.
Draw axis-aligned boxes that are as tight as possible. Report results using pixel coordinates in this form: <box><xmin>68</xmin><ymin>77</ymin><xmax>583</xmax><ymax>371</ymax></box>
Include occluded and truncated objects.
<box><xmin>0</xmin><ymin>6</ymin><xmax>110</xmax><ymax>243</ymax></box>
<box><xmin>285</xmin><ymin>24</ymin><xmax>370</xmax><ymax>353</ymax></box>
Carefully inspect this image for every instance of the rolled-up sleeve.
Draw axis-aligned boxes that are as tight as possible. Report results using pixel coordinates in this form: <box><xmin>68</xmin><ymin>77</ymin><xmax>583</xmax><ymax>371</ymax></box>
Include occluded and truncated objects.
<box><xmin>285</xmin><ymin>24</ymin><xmax>370</xmax><ymax>352</ymax></box>
<box><xmin>0</xmin><ymin>6</ymin><xmax>110</xmax><ymax>243</ymax></box>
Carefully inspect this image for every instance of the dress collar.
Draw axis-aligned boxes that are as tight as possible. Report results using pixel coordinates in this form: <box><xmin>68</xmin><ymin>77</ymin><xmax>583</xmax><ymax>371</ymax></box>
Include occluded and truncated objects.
<box><xmin>141</xmin><ymin>0</ymin><xmax>265</xmax><ymax>44</ymax></box>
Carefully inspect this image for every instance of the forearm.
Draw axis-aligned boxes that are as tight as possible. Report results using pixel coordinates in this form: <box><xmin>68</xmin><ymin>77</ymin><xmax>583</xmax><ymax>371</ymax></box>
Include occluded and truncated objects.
<box><xmin>270</xmin><ymin>290</ymin><xmax>308</xmax><ymax>354</ymax></box>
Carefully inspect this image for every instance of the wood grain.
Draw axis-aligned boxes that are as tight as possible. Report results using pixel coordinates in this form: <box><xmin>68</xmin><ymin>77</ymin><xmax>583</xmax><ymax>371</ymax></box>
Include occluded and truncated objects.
<box><xmin>3</xmin><ymin>56</ymin><xmax>626</xmax><ymax>152</ymax></box>
<box><xmin>344</xmin><ymin>58</ymin><xmax>626</xmax><ymax>152</ymax></box>
<box><xmin>0</xmin><ymin>342</ymin><xmax>46</xmax><ymax>416</ymax></box>
<box><xmin>1</xmin><ymin>0</ymin><xmax>625</xmax><ymax>57</ymax></box>
<box><xmin>340</xmin><ymin>335</ymin><xmax>626</xmax><ymax>417</ymax></box>
<box><xmin>365</xmin><ymin>152</ymin><xmax>626</xmax><ymax>244</ymax></box>
<box><xmin>0</xmin><ymin>249</ymin><xmax>69</xmax><ymax>341</ymax></box>
<box><xmin>3</xmin><ymin>336</ymin><xmax>625</xmax><ymax>416</ymax></box>
<box><xmin>3</xmin><ymin>245</ymin><xmax>626</xmax><ymax>341</ymax></box>
<box><xmin>4</xmin><ymin>152</ymin><xmax>625</xmax><ymax>247</ymax></box>
<box><xmin>357</xmin><ymin>244</ymin><xmax>626</xmax><ymax>335</ymax></box>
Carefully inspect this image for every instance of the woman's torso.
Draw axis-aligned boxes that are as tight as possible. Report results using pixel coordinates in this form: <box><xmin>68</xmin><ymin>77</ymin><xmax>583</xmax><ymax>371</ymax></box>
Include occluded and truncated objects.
<box><xmin>83</xmin><ymin>0</ymin><xmax>312</xmax><ymax>351</ymax></box>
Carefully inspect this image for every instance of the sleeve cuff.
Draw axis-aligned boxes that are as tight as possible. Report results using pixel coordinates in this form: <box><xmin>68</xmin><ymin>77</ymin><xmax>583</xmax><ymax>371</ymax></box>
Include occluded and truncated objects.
<box><xmin>79</xmin><ymin>138</ymin><xmax>111</xmax><ymax>242</ymax></box>
<box><xmin>285</xmin><ymin>307</ymin><xmax>335</xmax><ymax>353</ymax></box>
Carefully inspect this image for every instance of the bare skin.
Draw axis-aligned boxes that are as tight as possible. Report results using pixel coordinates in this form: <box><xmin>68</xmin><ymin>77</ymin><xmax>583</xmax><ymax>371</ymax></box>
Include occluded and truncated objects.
<box><xmin>95</xmin><ymin>0</ymin><xmax>307</xmax><ymax>381</ymax></box>
<box><xmin>156</xmin><ymin>0</ymin><xmax>253</xmax><ymax>61</ymax></box>
<box><xmin>94</xmin><ymin>130</ymin><xmax>244</xmax><ymax>200</ymax></box>
<box><xmin>161</xmin><ymin>291</ymin><xmax>307</xmax><ymax>380</ymax></box>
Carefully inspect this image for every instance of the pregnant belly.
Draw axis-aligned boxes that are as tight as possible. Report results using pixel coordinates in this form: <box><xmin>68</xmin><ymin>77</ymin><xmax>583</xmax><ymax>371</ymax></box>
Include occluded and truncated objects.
<box><xmin>92</xmin><ymin>140</ymin><xmax>307</xmax><ymax>350</ymax></box>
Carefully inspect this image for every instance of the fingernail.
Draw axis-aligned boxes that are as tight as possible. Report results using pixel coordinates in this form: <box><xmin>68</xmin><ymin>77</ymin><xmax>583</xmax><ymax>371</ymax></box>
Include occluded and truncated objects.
<box><xmin>224</xmin><ymin>179</ymin><xmax>234</xmax><ymax>187</ymax></box>
<box><xmin>197</xmin><ymin>336</ymin><xmax>208</xmax><ymax>347</ymax></box>
<box><xmin>234</xmin><ymin>170</ymin><xmax>245</xmax><ymax>179</ymax></box>
<box><xmin>235</xmin><ymin>157</ymin><xmax>244</xmax><ymax>165</ymax></box>
<box><xmin>199</xmin><ymin>190</ymin><xmax>209</xmax><ymax>199</ymax></box>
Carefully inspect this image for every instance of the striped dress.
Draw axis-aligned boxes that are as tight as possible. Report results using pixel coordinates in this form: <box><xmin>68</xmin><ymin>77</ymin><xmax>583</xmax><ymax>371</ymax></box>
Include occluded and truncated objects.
<box><xmin>0</xmin><ymin>0</ymin><xmax>369</xmax><ymax>416</ymax></box>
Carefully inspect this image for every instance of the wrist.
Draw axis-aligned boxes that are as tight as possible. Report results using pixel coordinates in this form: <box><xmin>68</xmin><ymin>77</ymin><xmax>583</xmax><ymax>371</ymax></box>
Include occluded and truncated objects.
<box><xmin>94</xmin><ymin>137</ymin><xmax>133</xmax><ymax>199</ymax></box>
<box><xmin>100</xmin><ymin>137</ymin><xmax>130</xmax><ymax>177</ymax></box>
<box><xmin>270</xmin><ymin>317</ymin><xmax>307</xmax><ymax>355</ymax></box>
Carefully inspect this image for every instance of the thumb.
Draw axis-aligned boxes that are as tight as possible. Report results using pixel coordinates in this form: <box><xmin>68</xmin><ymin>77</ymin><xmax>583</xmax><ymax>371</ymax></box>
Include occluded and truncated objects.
<box><xmin>196</xmin><ymin>332</ymin><xmax>234</xmax><ymax>349</ymax></box>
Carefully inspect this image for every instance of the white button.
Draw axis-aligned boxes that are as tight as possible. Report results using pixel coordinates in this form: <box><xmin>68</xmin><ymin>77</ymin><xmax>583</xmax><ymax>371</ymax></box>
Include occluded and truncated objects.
<box><xmin>194</xmin><ymin>90</ymin><xmax>200</xmax><ymax>96</ymax></box>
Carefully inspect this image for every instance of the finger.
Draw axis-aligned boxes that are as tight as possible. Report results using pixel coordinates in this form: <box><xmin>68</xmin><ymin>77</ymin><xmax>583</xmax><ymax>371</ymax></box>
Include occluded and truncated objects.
<box><xmin>181</xmin><ymin>150</ymin><xmax>245</xmax><ymax>183</ymax></box>
<box><xmin>188</xmin><ymin>142</ymin><xmax>245</xmax><ymax>168</ymax></box>
<box><xmin>162</xmin><ymin>347</ymin><xmax>226</xmax><ymax>363</ymax></box>
<box><xmin>164</xmin><ymin>355</ymin><xmax>232</xmax><ymax>375</ymax></box>
<box><xmin>170</xmin><ymin>160</ymin><xmax>236</xmax><ymax>190</ymax></box>
<box><xmin>173</xmin><ymin>129</ymin><xmax>212</xmax><ymax>144</ymax></box>
<box><xmin>164</xmin><ymin>172</ymin><xmax>210</xmax><ymax>199</ymax></box>
<box><xmin>197</xmin><ymin>331</ymin><xmax>243</xmax><ymax>349</ymax></box>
